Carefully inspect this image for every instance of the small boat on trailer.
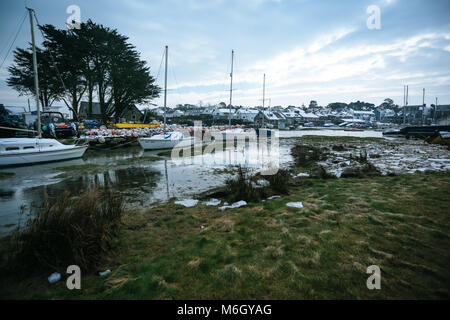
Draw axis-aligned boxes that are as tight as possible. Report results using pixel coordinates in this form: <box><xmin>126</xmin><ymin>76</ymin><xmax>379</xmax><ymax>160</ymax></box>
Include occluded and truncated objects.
<box><xmin>0</xmin><ymin>138</ymin><xmax>87</xmax><ymax>167</ymax></box>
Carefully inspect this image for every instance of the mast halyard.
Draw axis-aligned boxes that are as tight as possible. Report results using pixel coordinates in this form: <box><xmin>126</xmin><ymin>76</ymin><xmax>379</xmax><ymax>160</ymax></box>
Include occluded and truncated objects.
<box><xmin>27</xmin><ymin>8</ymin><xmax>41</xmax><ymax>138</ymax></box>
<box><xmin>228</xmin><ymin>50</ymin><xmax>234</xmax><ymax>127</ymax></box>
<box><xmin>163</xmin><ymin>45</ymin><xmax>168</xmax><ymax>131</ymax></box>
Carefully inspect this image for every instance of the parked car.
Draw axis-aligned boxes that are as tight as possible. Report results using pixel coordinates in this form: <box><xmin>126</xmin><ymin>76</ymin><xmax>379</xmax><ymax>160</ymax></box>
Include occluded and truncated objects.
<box><xmin>38</xmin><ymin>112</ymin><xmax>78</xmax><ymax>138</ymax></box>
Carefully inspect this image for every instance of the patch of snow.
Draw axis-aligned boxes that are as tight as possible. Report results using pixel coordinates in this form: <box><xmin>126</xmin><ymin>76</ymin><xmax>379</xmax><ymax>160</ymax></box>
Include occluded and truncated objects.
<box><xmin>267</xmin><ymin>195</ymin><xmax>281</xmax><ymax>200</ymax></box>
<box><xmin>203</xmin><ymin>198</ymin><xmax>221</xmax><ymax>206</ymax></box>
<box><xmin>174</xmin><ymin>199</ymin><xmax>198</xmax><ymax>207</ymax></box>
<box><xmin>219</xmin><ymin>200</ymin><xmax>248</xmax><ymax>211</ymax></box>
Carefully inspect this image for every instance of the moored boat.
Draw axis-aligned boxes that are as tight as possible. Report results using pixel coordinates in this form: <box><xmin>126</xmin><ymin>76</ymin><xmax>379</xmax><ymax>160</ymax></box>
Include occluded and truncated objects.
<box><xmin>0</xmin><ymin>9</ymin><xmax>88</xmax><ymax>168</ymax></box>
<box><xmin>138</xmin><ymin>131</ymin><xmax>193</xmax><ymax>150</ymax></box>
<box><xmin>0</xmin><ymin>138</ymin><xmax>87</xmax><ymax>167</ymax></box>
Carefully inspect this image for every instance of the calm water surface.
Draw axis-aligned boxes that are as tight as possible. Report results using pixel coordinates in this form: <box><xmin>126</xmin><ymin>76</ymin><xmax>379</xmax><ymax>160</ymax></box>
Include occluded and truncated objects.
<box><xmin>0</xmin><ymin>129</ymin><xmax>382</xmax><ymax>234</ymax></box>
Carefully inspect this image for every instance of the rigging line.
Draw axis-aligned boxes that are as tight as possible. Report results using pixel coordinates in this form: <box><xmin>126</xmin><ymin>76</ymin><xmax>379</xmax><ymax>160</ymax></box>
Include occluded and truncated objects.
<box><xmin>154</xmin><ymin>46</ymin><xmax>165</xmax><ymax>83</ymax></box>
<box><xmin>0</xmin><ymin>10</ymin><xmax>27</xmax><ymax>57</ymax></box>
<box><xmin>32</xmin><ymin>10</ymin><xmax>69</xmax><ymax>95</ymax></box>
<box><xmin>151</xmin><ymin>47</ymin><xmax>165</xmax><ymax>102</ymax></box>
<box><xmin>169</xmin><ymin>59</ymin><xmax>183</xmax><ymax>104</ymax></box>
<box><xmin>0</xmin><ymin>11</ymin><xmax>27</xmax><ymax>70</ymax></box>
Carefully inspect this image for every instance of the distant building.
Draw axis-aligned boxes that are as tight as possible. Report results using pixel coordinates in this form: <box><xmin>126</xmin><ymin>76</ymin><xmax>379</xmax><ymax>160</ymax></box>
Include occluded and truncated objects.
<box><xmin>254</xmin><ymin>111</ymin><xmax>286</xmax><ymax>129</ymax></box>
<box><xmin>235</xmin><ymin>108</ymin><xmax>259</xmax><ymax>123</ymax></box>
<box><xmin>435</xmin><ymin>105</ymin><xmax>450</xmax><ymax>125</ymax></box>
<box><xmin>212</xmin><ymin>107</ymin><xmax>236</xmax><ymax>120</ymax></box>
<box><xmin>351</xmin><ymin>110</ymin><xmax>375</xmax><ymax>122</ymax></box>
<box><xmin>374</xmin><ymin>108</ymin><xmax>397</xmax><ymax>122</ymax></box>
<box><xmin>401</xmin><ymin>105</ymin><xmax>426</xmax><ymax>125</ymax></box>
<box><xmin>165</xmin><ymin>110</ymin><xmax>185</xmax><ymax>118</ymax></box>
<box><xmin>79</xmin><ymin>102</ymin><xmax>143</xmax><ymax>122</ymax></box>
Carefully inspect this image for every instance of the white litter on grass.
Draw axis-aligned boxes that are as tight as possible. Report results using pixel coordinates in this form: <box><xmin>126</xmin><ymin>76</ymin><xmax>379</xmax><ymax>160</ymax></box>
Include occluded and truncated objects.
<box><xmin>292</xmin><ymin>172</ymin><xmax>310</xmax><ymax>178</ymax></box>
<box><xmin>267</xmin><ymin>195</ymin><xmax>281</xmax><ymax>200</ymax></box>
<box><xmin>48</xmin><ymin>272</ymin><xmax>61</xmax><ymax>284</ymax></box>
<box><xmin>174</xmin><ymin>199</ymin><xmax>198</xmax><ymax>207</ymax></box>
<box><xmin>203</xmin><ymin>198</ymin><xmax>221</xmax><ymax>206</ymax></box>
<box><xmin>219</xmin><ymin>200</ymin><xmax>248</xmax><ymax>211</ymax></box>
<box><xmin>99</xmin><ymin>270</ymin><xmax>111</xmax><ymax>277</ymax></box>
<box><xmin>286</xmin><ymin>202</ymin><xmax>303</xmax><ymax>209</ymax></box>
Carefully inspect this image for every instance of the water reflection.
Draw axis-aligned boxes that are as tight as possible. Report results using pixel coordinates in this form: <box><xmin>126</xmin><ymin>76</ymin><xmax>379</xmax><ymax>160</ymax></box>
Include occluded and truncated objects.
<box><xmin>0</xmin><ymin>130</ymin><xmax>383</xmax><ymax>234</ymax></box>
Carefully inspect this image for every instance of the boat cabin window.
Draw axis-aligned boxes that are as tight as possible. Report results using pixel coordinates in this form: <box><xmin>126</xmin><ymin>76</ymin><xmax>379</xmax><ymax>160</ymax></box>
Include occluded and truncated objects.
<box><xmin>23</xmin><ymin>146</ymin><xmax>35</xmax><ymax>149</ymax></box>
<box><xmin>5</xmin><ymin>147</ymin><xmax>20</xmax><ymax>151</ymax></box>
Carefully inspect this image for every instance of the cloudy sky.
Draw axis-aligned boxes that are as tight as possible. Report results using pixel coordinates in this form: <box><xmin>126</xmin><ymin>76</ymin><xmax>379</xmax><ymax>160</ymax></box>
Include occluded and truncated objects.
<box><xmin>0</xmin><ymin>0</ymin><xmax>449</xmax><ymax>110</ymax></box>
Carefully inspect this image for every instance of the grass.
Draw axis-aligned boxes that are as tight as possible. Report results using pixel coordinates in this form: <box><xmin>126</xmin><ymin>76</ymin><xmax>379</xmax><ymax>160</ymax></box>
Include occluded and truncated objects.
<box><xmin>0</xmin><ymin>172</ymin><xmax>15</xmax><ymax>180</ymax></box>
<box><xmin>1</xmin><ymin>171</ymin><xmax>449</xmax><ymax>299</ymax></box>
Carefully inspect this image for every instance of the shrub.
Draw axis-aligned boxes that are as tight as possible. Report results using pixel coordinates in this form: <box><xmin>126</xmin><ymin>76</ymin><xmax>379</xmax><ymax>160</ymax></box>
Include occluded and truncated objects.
<box><xmin>291</xmin><ymin>144</ymin><xmax>325</xmax><ymax>167</ymax></box>
<box><xmin>310</xmin><ymin>165</ymin><xmax>335</xmax><ymax>179</ymax></box>
<box><xmin>341</xmin><ymin>163</ymin><xmax>381</xmax><ymax>178</ymax></box>
<box><xmin>5</xmin><ymin>188</ymin><xmax>124</xmax><ymax>274</ymax></box>
<box><xmin>225</xmin><ymin>166</ymin><xmax>267</xmax><ymax>203</ymax></box>
<box><xmin>265</xmin><ymin>169</ymin><xmax>291</xmax><ymax>194</ymax></box>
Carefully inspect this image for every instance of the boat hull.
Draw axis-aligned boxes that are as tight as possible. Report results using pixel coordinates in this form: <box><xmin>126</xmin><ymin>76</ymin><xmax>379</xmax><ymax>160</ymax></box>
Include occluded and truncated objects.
<box><xmin>138</xmin><ymin>137</ymin><xmax>193</xmax><ymax>150</ymax></box>
<box><xmin>0</xmin><ymin>145</ymin><xmax>88</xmax><ymax>167</ymax></box>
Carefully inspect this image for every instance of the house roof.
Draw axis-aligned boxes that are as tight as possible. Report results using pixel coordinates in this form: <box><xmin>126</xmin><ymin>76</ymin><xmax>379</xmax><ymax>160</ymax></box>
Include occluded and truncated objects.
<box><xmin>263</xmin><ymin>111</ymin><xmax>285</xmax><ymax>120</ymax></box>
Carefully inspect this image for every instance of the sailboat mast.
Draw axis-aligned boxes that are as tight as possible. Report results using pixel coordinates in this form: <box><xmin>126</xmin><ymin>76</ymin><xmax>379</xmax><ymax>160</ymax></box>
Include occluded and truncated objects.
<box><xmin>263</xmin><ymin>73</ymin><xmax>266</xmax><ymax>109</ymax></box>
<box><xmin>229</xmin><ymin>50</ymin><xmax>234</xmax><ymax>127</ymax></box>
<box><xmin>27</xmin><ymin>8</ymin><xmax>41</xmax><ymax>138</ymax></box>
<box><xmin>163</xmin><ymin>45</ymin><xmax>168</xmax><ymax>130</ymax></box>
<box><xmin>262</xmin><ymin>73</ymin><xmax>265</xmax><ymax>128</ymax></box>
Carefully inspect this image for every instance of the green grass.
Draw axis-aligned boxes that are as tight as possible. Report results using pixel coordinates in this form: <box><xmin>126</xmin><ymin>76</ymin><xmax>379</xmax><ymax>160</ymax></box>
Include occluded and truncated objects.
<box><xmin>1</xmin><ymin>171</ymin><xmax>449</xmax><ymax>299</ymax></box>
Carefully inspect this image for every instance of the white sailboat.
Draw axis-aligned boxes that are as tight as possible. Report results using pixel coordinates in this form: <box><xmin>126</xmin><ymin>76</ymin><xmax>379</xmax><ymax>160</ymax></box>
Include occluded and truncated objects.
<box><xmin>138</xmin><ymin>46</ymin><xmax>192</xmax><ymax>150</ymax></box>
<box><xmin>0</xmin><ymin>138</ymin><xmax>87</xmax><ymax>167</ymax></box>
<box><xmin>0</xmin><ymin>8</ymin><xmax>87</xmax><ymax>167</ymax></box>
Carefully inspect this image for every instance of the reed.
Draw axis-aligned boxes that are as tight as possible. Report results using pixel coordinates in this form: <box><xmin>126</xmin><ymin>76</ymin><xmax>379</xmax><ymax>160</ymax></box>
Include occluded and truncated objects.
<box><xmin>5</xmin><ymin>188</ymin><xmax>124</xmax><ymax>275</ymax></box>
<box><xmin>225</xmin><ymin>166</ymin><xmax>267</xmax><ymax>203</ymax></box>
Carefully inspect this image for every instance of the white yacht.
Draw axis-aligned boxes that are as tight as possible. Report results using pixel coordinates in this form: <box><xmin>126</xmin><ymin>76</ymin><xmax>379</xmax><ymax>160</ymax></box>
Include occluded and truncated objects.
<box><xmin>0</xmin><ymin>9</ymin><xmax>88</xmax><ymax>167</ymax></box>
<box><xmin>138</xmin><ymin>46</ymin><xmax>193</xmax><ymax>151</ymax></box>
<box><xmin>138</xmin><ymin>131</ymin><xmax>193</xmax><ymax>150</ymax></box>
<box><xmin>0</xmin><ymin>138</ymin><xmax>87</xmax><ymax>167</ymax></box>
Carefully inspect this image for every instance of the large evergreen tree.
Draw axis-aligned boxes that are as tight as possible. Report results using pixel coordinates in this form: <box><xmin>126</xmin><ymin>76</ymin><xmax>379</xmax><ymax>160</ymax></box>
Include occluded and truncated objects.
<box><xmin>7</xmin><ymin>20</ymin><xmax>160</xmax><ymax>123</ymax></box>
<box><xmin>7</xmin><ymin>46</ymin><xmax>64</xmax><ymax>109</ymax></box>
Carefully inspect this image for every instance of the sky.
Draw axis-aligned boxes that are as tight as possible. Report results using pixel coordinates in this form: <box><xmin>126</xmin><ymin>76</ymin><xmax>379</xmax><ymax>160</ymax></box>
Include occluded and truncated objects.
<box><xmin>0</xmin><ymin>0</ymin><xmax>449</xmax><ymax>111</ymax></box>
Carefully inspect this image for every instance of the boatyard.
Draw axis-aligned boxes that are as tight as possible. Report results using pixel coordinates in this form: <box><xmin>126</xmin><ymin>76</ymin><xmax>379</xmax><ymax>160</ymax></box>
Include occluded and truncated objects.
<box><xmin>1</xmin><ymin>129</ymin><xmax>449</xmax><ymax>299</ymax></box>
<box><xmin>0</xmin><ymin>0</ymin><xmax>450</xmax><ymax>304</ymax></box>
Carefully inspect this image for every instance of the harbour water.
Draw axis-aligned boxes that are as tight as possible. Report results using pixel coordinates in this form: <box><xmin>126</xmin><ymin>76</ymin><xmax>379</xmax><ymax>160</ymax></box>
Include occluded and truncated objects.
<box><xmin>2</xmin><ymin>129</ymin><xmax>446</xmax><ymax>235</ymax></box>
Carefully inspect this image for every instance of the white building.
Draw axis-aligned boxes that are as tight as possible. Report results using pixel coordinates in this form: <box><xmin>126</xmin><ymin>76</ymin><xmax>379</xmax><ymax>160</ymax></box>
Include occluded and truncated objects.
<box><xmin>235</xmin><ymin>108</ymin><xmax>259</xmax><ymax>123</ymax></box>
